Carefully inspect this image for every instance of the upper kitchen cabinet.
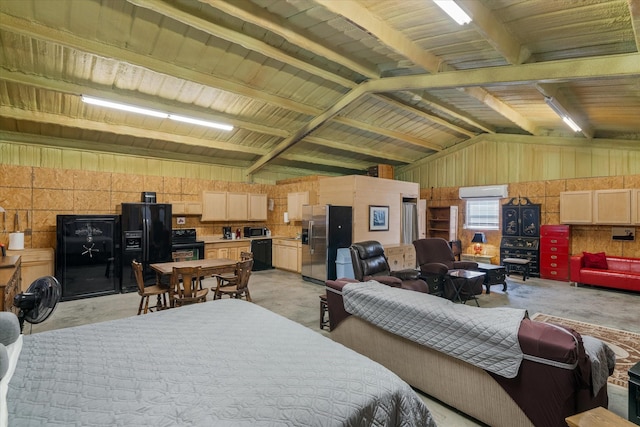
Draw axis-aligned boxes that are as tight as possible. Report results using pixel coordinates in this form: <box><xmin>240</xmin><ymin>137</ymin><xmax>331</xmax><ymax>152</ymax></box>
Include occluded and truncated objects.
<box><xmin>287</xmin><ymin>191</ymin><xmax>317</xmax><ymax>221</ymax></box>
<box><xmin>202</xmin><ymin>191</ymin><xmax>227</xmax><ymax>221</ymax></box>
<box><xmin>560</xmin><ymin>191</ymin><xmax>593</xmax><ymax>224</ymax></box>
<box><xmin>593</xmin><ymin>189</ymin><xmax>632</xmax><ymax>225</ymax></box>
<box><xmin>633</xmin><ymin>189</ymin><xmax>640</xmax><ymax>225</ymax></box>
<box><xmin>248</xmin><ymin>193</ymin><xmax>268</xmax><ymax>221</ymax></box>
<box><xmin>227</xmin><ymin>192</ymin><xmax>248</xmax><ymax>221</ymax></box>
<box><xmin>170</xmin><ymin>201</ymin><xmax>203</xmax><ymax>216</ymax></box>
<box><xmin>560</xmin><ymin>189</ymin><xmax>635</xmax><ymax>225</ymax></box>
<box><xmin>202</xmin><ymin>191</ymin><xmax>266</xmax><ymax>221</ymax></box>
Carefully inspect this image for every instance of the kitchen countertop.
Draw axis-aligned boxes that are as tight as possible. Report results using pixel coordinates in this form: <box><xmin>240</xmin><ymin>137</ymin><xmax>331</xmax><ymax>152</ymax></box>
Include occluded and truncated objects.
<box><xmin>200</xmin><ymin>236</ymin><xmax>301</xmax><ymax>243</ymax></box>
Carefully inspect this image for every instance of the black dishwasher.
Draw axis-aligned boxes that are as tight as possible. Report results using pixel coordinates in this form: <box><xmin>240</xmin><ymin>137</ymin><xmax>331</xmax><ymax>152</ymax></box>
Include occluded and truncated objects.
<box><xmin>251</xmin><ymin>239</ymin><xmax>273</xmax><ymax>271</ymax></box>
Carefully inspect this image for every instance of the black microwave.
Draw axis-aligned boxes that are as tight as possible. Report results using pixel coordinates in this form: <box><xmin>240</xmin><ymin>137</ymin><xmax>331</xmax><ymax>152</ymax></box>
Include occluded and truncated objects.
<box><xmin>244</xmin><ymin>227</ymin><xmax>266</xmax><ymax>238</ymax></box>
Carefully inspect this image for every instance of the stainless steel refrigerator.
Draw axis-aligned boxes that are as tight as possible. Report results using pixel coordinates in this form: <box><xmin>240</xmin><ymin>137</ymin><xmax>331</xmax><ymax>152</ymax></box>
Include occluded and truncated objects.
<box><xmin>301</xmin><ymin>205</ymin><xmax>352</xmax><ymax>284</ymax></box>
<box><xmin>120</xmin><ymin>203</ymin><xmax>172</xmax><ymax>292</ymax></box>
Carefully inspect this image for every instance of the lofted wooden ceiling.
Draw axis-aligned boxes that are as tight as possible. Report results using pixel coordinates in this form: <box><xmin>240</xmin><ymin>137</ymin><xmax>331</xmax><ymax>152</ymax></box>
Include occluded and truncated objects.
<box><xmin>0</xmin><ymin>0</ymin><xmax>639</xmax><ymax>180</ymax></box>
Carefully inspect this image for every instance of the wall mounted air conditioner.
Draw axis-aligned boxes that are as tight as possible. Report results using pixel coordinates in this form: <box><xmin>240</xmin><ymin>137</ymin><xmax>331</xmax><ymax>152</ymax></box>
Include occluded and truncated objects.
<box><xmin>459</xmin><ymin>184</ymin><xmax>508</xmax><ymax>199</ymax></box>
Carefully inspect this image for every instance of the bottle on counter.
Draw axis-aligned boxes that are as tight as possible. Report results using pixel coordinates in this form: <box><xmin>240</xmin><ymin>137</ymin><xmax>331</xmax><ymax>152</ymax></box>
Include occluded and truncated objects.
<box><xmin>236</xmin><ymin>228</ymin><xmax>241</xmax><ymax>239</ymax></box>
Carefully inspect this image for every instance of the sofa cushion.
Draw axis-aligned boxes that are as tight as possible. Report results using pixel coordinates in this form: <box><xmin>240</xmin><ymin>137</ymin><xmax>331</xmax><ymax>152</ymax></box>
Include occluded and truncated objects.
<box><xmin>583</xmin><ymin>252</ymin><xmax>608</xmax><ymax>269</ymax></box>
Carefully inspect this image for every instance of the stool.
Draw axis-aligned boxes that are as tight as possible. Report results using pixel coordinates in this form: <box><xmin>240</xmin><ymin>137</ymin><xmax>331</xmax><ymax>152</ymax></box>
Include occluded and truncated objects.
<box><xmin>503</xmin><ymin>258</ymin><xmax>531</xmax><ymax>281</ymax></box>
<box><xmin>319</xmin><ymin>294</ymin><xmax>329</xmax><ymax>330</ymax></box>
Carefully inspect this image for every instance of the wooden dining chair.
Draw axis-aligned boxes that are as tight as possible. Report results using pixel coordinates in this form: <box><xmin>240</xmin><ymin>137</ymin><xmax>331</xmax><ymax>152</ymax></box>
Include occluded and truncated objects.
<box><xmin>132</xmin><ymin>260</ymin><xmax>169</xmax><ymax>315</ymax></box>
<box><xmin>171</xmin><ymin>266</ymin><xmax>208</xmax><ymax>307</ymax></box>
<box><xmin>212</xmin><ymin>251</ymin><xmax>253</xmax><ymax>288</ymax></box>
<box><xmin>212</xmin><ymin>258</ymin><xmax>253</xmax><ymax>301</ymax></box>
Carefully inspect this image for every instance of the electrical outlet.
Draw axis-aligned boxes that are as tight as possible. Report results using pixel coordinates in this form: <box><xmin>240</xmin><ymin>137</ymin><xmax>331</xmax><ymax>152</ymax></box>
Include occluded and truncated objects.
<box><xmin>177</xmin><ymin>217</ymin><xmax>186</xmax><ymax>225</ymax></box>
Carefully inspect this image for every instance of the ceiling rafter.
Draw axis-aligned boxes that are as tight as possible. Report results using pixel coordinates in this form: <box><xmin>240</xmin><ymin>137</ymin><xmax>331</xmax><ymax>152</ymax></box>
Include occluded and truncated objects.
<box><xmin>332</xmin><ymin>116</ymin><xmax>442</xmax><ymax>151</ymax></box>
<box><xmin>199</xmin><ymin>0</ymin><xmax>379</xmax><ymax>79</ymax></box>
<box><xmin>245</xmin><ymin>51</ymin><xmax>640</xmax><ymax>175</ymax></box>
<box><xmin>0</xmin><ymin>69</ymin><xmax>291</xmax><ymax>138</ymax></box>
<box><xmin>627</xmin><ymin>0</ymin><xmax>640</xmax><ymax>53</ymax></box>
<box><xmin>303</xmin><ymin>135</ymin><xmax>415</xmax><ymax>163</ymax></box>
<box><xmin>0</xmin><ymin>12</ymin><xmax>322</xmax><ymax>116</ymax></box>
<box><xmin>315</xmin><ymin>0</ymin><xmax>537</xmax><ymax>136</ymax></box>
<box><xmin>278</xmin><ymin>153</ymin><xmax>371</xmax><ymax>170</ymax></box>
<box><xmin>127</xmin><ymin>0</ymin><xmax>357</xmax><ymax>89</ymax></box>
<box><xmin>0</xmin><ymin>106</ymin><xmax>265</xmax><ymax>155</ymax></box>
<box><xmin>0</xmin><ymin>130</ymin><xmax>251</xmax><ymax>166</ymax></box>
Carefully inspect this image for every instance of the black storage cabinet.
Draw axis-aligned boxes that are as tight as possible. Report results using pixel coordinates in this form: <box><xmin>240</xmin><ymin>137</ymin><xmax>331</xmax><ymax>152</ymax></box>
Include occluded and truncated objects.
<box><xmin>630</xmin><ymin>361</ymin><xmax>640</xmax><ymax>425</ymax></box>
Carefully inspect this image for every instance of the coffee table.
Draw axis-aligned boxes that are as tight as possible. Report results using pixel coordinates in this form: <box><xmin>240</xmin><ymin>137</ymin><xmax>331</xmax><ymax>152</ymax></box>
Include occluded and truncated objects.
<box><xmin>446</xmin><ymin>269</ymin><xmax>485</xmax><ymax>306</ymax></box>
<box><xmin>475</xmin><ymin>262</ymin><xmax>507</xmax><ymax>294</ymax></box>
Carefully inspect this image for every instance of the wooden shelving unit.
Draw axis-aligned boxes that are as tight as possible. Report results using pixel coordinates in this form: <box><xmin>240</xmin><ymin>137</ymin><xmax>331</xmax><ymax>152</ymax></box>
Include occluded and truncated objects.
<box><xmin>427</xmin><ymin>206</ymin><xmax>457</xmax><ymax>240</ymax></box>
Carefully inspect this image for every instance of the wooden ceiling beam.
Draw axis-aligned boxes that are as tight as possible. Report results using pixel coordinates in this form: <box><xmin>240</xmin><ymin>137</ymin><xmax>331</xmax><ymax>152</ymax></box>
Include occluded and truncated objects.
<box><xmin>460</xmin><ymin>87</ymin><xmax>537</xmax><ymax>135</ymax></box>
<box><xmin>128</xmin><ymin>0</ymin><xmax>357</xmax><ymax>89</ymax></box>
<box><xmin>0</xmin><ymin>69</ymin><xmax>290</xmax><ymax>138</ymax></box>
<box><xmin>279</xmin><ymin>153</ymin><xmax>371</xmax><ymax>170</ymax></box>
<box><xmin>316</xmin><ymin>0</ymin><xmax>534</xmax><ymax>136</ymax></box>
<box><xmin>304</xmin><ymin>136</ymin><xmax>414</xmax><ymax>163</ymax></box>
<box><xmin>200</xmin><ymin>0</ymin><xmax>379</xmax><ymax>79</ymax></box>
<box><xmin>0</xmin><ymin>131</ymin><xmax>251</xmax><ymax>167</ymax></box>
<box><xmin>0</xmin><ymin>106</ymin><xmax>267</xmax><ymax>155</ymax></box>
<box><xmin>629</xmin><ymin>0</ymin><xmax>640</xmax><ymax>50</ymax></box>
<box><xmin>458</xmin><ymin>0</ymin><xmax>532</xmax><ymax>65</ymax></box>
<box><xmin>332</xmin><ymin>116</ymin><xmax>442</xmax><ymax>151</ymax></box>
<box><xmin>368</xmin><ymin>53</ymin><xmax>640</xmax><ymax>92</ymax></box>
<box><xmin>372</xmin><ymin>94</ymin><xmax>477</xmax><ymax>137</ymax></box>
<box><xmin>0</xmin><ymin>12</ymin><xmax>322</xmax><ymax>116</ymax></box>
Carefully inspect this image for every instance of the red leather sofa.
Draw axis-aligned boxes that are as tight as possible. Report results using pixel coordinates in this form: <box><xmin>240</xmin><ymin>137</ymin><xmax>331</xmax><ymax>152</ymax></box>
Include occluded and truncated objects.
<box><xmin>570</xmin><ymin>254</ymin><xmax>640</xmax><ymax>292</ymax></box>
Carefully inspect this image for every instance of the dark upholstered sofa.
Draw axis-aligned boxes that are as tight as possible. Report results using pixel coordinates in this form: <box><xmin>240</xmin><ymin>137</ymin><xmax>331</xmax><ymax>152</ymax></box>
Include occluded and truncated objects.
<box><xmin>326</xmin><ymin>279</ymin><xmax>613</xmax><ymax>427</ymax></box>
<box><xmin>570</xmin><ymin>254</ymin><xmax>640</xmax><ymax>292</ymax></box>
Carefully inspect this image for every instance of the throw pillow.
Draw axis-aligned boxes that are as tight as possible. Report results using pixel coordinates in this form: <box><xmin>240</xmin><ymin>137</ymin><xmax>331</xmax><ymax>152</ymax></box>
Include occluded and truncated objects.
<box><xmin>583</xmin><ymin>251</ymin><xmax>608</xmax><ymax>269</ymax></box>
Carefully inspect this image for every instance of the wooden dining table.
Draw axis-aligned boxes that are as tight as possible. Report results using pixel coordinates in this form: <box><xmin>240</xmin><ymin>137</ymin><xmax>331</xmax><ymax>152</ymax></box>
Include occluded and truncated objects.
<box><xmin>149</xmin><ymin>258</ymin><xmax>237</xmax><ymax>306</ymax></box>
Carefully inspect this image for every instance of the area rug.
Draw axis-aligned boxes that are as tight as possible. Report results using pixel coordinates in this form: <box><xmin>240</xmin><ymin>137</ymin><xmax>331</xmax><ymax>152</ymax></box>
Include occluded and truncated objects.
<box><xmin>531</xmin><ymin>313</ymin><xmax>640</xmax><ymax>388</ymax></box>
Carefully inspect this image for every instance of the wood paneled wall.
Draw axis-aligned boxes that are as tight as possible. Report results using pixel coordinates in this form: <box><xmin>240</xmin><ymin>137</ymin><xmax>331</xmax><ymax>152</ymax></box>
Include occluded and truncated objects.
<box><xmin>397</xmin><ymin>134</ymin><xmax>640</xmax><ymax>188</ymax></box>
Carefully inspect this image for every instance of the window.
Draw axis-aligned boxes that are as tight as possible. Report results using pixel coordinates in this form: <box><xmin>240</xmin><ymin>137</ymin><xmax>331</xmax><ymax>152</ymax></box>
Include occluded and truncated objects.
<box><xmin>465</xmin><ymin>199</ymin><xmax>499</xmax><ymax>230</ymax></box>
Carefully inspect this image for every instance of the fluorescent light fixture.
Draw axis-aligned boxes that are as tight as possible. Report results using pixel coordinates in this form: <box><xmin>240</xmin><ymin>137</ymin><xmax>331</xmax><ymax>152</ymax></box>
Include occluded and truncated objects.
<box><xmin>81</xmin><ymin>95</ymin><xmax>233</xmax><ymax>131</ymax></box>
<box><xmin>545</xmin><ymin>96</ymin><xmax>582</xmax><ymax>132</ymax></box>
<box><xmin>169</xmin><ymin>114</ymin><xmax>233</xmax><ymax>131</ymax></box>
<box><xmin>433</xmin><ymin>0</ymin><xmax>472</xmax><ymax>25</ymax></box>
<box><xmin>81</xmin><ymin>95</ymin><xmax>168</xmax><ymax>118</ymax></box>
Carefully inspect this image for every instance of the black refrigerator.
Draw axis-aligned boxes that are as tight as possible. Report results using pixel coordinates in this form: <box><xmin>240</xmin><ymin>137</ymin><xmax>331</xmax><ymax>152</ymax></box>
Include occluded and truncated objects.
<box><xmin>56</xmin><ymin>215</ymin><xmax>121</xmax><ymax>301</ymax></box>
<box><xmin>301</xmin><ymin>205</ymin><xmax>352</xmax><ymax>284</ymax></box>
<box><xmin>120</xmin><ymin>203</ymin><xmax>172</xmax><ymax>292</ymax></box>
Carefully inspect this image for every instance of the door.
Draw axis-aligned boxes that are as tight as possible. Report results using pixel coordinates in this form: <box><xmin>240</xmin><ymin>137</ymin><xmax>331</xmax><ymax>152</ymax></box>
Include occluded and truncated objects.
<box><xmin>326</xmin><ymin>206</ymin><xmax>352</xmax><ymax>281</ymax></box>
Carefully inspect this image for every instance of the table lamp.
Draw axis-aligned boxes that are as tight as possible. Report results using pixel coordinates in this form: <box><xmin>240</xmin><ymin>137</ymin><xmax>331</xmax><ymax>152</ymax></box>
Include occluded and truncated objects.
<box><xmin>472</xmin><ymin>232</ymin><xmax>486</xmax><ymax>255</ymax></box>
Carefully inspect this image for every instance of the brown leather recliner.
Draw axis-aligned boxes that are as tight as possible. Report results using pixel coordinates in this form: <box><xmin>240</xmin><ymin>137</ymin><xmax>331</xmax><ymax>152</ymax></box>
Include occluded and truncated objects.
<box><xmin>412</xmin><ymin>238</ymin><xmax>483</xmax><ymax>299</ymax></box>
<box><xmin>349</xmin><ymin>241</ymin><xmax>429</xmax><ymax>293</ymax></box>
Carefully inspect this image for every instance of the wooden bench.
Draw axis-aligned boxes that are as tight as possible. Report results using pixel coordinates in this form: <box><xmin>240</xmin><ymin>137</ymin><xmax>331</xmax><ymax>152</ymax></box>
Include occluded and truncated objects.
<box><xmin>503</xmin><ymin>257</ymin><xmax>531</xmax><ymax>281</ymax></box>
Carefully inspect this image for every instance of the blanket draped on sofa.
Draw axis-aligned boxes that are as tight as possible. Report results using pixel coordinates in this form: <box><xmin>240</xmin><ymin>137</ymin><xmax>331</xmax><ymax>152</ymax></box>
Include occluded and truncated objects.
<box><xmin>342</xmin><ymin>281</ymin><xmax>528</xmax><ymax>378</ymax></box>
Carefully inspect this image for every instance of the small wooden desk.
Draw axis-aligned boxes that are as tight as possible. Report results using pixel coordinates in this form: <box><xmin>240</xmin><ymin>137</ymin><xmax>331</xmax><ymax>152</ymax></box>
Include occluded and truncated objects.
<box><xmin>565</xmin><ymin>406</ymin><xmax>635</xmax><ymax>427</ymax></box>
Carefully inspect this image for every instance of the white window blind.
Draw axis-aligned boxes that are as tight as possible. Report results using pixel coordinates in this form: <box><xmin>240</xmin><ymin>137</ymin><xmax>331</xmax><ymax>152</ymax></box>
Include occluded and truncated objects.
<box><xmin>466</xmin><ymin>199</ymin><xmax>499</xmax><ymax>230</ymax></box>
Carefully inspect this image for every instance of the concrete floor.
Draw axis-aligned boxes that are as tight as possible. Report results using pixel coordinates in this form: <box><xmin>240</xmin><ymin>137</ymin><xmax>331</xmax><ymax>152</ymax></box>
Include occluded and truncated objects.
<box><xmin>26</xmin><ymin>270</ymin><xmax>640</xmax><ymax>426</ymax></box>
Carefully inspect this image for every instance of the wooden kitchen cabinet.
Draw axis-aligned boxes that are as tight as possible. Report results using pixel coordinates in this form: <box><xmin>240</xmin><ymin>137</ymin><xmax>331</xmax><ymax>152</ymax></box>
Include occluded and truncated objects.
<box><xmin>205</xmin><ymin>241</ymin><xmax>251</xmax><ymax>261</ymax></box>
<box><xmin>634</xmin><ymin>189</ymin><xmax>640</xmax><ymax>225</ymax></box>
<box><xmin>287</xmin><ymin>191</ymin><xmax>316</xmax><ymax>221</ymax></box>
<box><xmin>593</xmin><ymin>189</ymin><xmax>632</xmax><ymax>225</ymax></box>
<box><xmin>202</xmin><ymin>191</ymin><xmax>227</xmax><ymax>221</ymax></box>
<box><xmin>560</xmin><ymin>191</ymin><xmax>593</xmax><ymax>224</ymax></box>
<box><xmin>0</xmin><ymin>256</ymin><xmax>21</xmax><ymax>313</ymax></box>
<box><xmin>6</xmin><ymin>248</ymin><xmax>55</xmax><ymax>291</ymax></box>
<box><xmin>273</xmin><ymin>238</ymin><xmax>301</xmax><ymax>272</ymax></box>
<box><xmin>202</xmin><ymin>191</ymin><xmax>265</xmax><ymax>221</ymax></box>
<box><xmin>248</xmin><ymin>193</ymin><xmax>268</xmax><ymax>221</ymax></box>
<box><xmin>170</xmin><ymin>201</ymin><xmax>203</xmax><ymax>215</ymax></box>
<box><xmin>227</xmin><ymin>192</ymin><xmax>248</xmax><ymax>221</ymax></box>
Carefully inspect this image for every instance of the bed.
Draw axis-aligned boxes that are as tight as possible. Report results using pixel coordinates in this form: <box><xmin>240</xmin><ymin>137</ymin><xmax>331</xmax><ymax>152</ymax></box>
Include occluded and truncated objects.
<box><xmin>1</xmin><ymin>299</ymin><xmax>434</xmax><ymax>427</ymax></box>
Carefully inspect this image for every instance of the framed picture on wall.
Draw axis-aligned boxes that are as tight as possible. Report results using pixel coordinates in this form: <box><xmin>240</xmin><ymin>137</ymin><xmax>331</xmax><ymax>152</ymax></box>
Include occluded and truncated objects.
<box><xmin>369</xmin><ymin>205</ymin><xmax>389</xmax><ymax>231</ymax></box>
